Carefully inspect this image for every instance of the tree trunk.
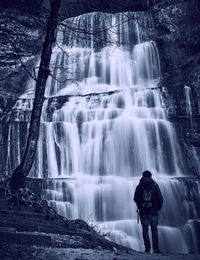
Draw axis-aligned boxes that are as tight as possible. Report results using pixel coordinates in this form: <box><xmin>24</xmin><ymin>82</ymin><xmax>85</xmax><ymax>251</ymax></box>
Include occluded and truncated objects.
<box><xmin>9</xmin><ymin>0</ymin><xmax>61</xmax><ymax>190</ymax></box>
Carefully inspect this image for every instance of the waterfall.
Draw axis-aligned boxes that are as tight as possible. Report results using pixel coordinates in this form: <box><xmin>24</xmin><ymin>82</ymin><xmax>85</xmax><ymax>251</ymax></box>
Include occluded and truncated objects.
<box><xmin>184</xmin><ymin>85</ymin><xmax>200</xmax><ymax>174</ymax></box>
<box><xmin>6</xmin><ymin>12</ymin><xmax>200</xmax><ymax>253</ymax></box>
<box><xmin>184</xmin><ymin>85</ymin><xmax>193</xmax><ymax>124</ymax></box>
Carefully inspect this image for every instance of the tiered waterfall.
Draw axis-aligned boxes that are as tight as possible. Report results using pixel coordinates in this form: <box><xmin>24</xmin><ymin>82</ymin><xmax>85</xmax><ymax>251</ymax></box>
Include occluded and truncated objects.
<box><xmin>7</xmin><ymin>12</ymin><xmax>200</xmax><ymax>253</ymax></box>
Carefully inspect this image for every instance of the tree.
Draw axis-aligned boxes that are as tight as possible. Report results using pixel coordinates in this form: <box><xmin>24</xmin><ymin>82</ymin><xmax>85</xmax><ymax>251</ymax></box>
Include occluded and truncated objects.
<box><xmin>7</xmin><ymin>0</ymin><xmax>160</xmax><ymax>190</ymax></box>
<box><xmin>9</xmin><ymin>0</ymin><xmax>61</xmax><ymax>190</ymax></box>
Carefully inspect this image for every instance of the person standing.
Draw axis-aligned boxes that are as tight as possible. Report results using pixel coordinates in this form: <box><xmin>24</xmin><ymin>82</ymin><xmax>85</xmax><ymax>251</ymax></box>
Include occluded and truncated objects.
<box><xmin>134</xmin><ymin>170</ymin><xmax>163</xmax><ymax>254</ymax></box>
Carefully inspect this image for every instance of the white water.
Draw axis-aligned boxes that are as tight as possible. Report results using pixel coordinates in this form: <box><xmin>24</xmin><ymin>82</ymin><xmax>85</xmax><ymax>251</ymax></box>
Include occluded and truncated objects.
<box><xmin>184</xmin><ymin>85</ymin><xmax>200</xmax><ymax>174</ymax></box>
<box><xmin>184</xmin><ymin>85</ymin><xmax>193</xmax><ymax>122</ymax></box>
<box><xmin>8</xmin><ymin>12</ymin><xmax>200</xmax><ymax>253</ymax></box>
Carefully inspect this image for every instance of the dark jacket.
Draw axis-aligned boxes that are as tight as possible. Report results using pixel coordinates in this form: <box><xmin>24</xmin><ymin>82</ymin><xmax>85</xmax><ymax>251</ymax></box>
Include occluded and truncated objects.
<box><xmin>134</xmin><ymin>177</ymin><xmax>163</xmax><ymax>215</ymax></box>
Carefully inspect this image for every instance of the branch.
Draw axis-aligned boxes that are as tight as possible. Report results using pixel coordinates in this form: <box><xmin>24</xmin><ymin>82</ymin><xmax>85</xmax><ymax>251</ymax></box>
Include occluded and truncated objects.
<box><xmin>0</xmin><ymin>72</ymin><xmax>20</xmax><ymax>81</ymax></box>
<box><xmin>55</xmin><ymin>42</ymin><xmax>69</xmax><ymax>57</ymax></box>
<box><xmin>0</xmin><ymin>34</ymin><xmax>37</xmax><ymax>81</ymax></box>
<box><xmin>49</xmin><ymin>72</ymin><xmax>77</xmax><ymax>84</ymax></box>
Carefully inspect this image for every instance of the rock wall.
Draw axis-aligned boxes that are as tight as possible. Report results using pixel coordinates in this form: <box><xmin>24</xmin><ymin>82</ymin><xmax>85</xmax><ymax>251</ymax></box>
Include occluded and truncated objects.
<box><xmin>152</xmin><ymin>0</ymin><xmax>200</xmax><ymax>114</ymax></box>
<box><xmin>150</xmin><ymin>0</ymin><xmax>200</xmax><ymax>171</ymax></box>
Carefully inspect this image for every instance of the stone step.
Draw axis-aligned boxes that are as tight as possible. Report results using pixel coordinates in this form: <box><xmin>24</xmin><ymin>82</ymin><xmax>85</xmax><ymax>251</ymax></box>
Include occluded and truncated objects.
<box><xmin>0</xmin><ymin>221</ymin><xmax>69</xmax><ymax>235</ymax></box>
<box><xmin>0</xmin><ymin>231</ymin><xmax>52</xmax><ymax>246</ymax></box>
<box><xmin>0</xmin><ymin>222</ymin><xmax>36</xmax><ymax>232</ymax></box>
<box><xmin>0</xmin><ymin>214</ymin><xmax>49</xmax><ymax>225</ymax></box>
<box><xmin>0</xmin><ymin>213</ymin><xmax>67</xmax><ymax>228</ymax></box>
<box><xmin>0</xmin><ymin>205</ymin><xmax>43</xmax><ymax>213</ymax></box>
<box><xmin>0</xmin><ymin>198</ymin><xmax>9</xmax><ymax>206</ymax></box>
<box><xmin>0</xmin><ymin>209</ymin><xmax>46</xmax><ymax>220</ymax></box>
<box><xmin>0</xmin><ymin>227</ymin><xmax>16</xmax><ymax>232</ymax></box>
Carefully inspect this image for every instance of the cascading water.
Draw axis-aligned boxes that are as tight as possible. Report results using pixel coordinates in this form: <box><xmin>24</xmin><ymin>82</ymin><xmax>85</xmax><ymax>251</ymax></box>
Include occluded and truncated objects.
<box><xmin>6</xmin><ymin>12</ymin><xmax>200</xmax><ymax>253</ymax></box>
<box><xmin>184</xmin><ymin>85</ymin><xmax>200</xmax><ymax>173</ymax></box>
<box><xmin>184</xmin><ymin>85</ymin><xmax>193</xmax><ymax>125</ymax></box>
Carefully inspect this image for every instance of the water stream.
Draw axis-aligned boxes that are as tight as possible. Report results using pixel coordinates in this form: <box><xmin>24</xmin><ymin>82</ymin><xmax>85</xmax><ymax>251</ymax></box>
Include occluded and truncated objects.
<box><xmin>5</xmin><ymin>12</ymin><xmax>200</xmax><ymax>253</ymax></box>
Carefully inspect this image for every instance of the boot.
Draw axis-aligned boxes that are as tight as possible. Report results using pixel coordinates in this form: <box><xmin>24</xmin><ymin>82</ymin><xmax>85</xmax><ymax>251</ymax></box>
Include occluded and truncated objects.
<box><xmin>153</xmin><ymin>249</ymin><xmax>160</xmax><ymax>254</ymax></box>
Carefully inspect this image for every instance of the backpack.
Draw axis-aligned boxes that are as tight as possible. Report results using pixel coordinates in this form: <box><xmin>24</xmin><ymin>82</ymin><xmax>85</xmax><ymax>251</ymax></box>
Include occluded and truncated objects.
<box><xmin>141</xmin><ymin>184</ymin><xmax>154</xmax><ymax>208</ymax></box>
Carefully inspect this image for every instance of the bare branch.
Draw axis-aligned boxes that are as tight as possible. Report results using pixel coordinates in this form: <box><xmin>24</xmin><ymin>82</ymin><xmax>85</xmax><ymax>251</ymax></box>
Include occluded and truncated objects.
<box><xmin>55</xmin><ymin>42</ymin><xmax>69</xmax><ymax>57</ymax></box>
<box><xmin>0</xmin><ymin>34</ymin><xmax>37</xmax><ymax>81</ymax></box>
<box><xmin>49</xmin><ymin>72</ymin><xmax>77</xmax><ymax>84</ymax></box>
<box><xmin>0</xmin><ymin>72</ymin><xmax>20</xmax><ymax>81</ymax></box>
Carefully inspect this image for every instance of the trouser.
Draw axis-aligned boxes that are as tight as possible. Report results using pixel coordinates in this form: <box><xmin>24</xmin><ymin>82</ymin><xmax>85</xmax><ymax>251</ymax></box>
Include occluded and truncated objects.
<box><xmin>140</xmin><ymin>213</ymin><xmax>159</xmax><ymax>251</ymax></box>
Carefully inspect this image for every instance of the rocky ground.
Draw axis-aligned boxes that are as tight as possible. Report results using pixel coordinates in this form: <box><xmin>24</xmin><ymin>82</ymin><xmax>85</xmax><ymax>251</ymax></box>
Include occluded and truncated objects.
<box><xmin>0</xmin><ymin>187</ymin><xmax>199</xmax><ymax>260</ymax></box>
<box><xmin>1</xmin><ymin>243</ymin><xmax>200</xmax><ymax>260</ymax></box>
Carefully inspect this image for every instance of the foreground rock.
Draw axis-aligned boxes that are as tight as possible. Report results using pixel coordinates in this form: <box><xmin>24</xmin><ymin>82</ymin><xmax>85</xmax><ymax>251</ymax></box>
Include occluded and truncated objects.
<box><xmin>0</xmin><ymin>187</ymin><xmax>128</xmax><ymax>251</ymax></box>
<box><xmin>0</xmin><ymin>243</ymin><xmax>200</xmax><ymax>260</ymax></box>
<box><xmin>0</xmin><ymin>187</ymin><xmax>199</xmax><ymax>260</ymax></box>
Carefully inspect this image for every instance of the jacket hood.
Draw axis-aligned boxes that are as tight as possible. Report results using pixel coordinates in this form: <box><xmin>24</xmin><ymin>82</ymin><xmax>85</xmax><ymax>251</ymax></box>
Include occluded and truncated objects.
<box><xmin>139</xmin><ymin>176</ymin><xmax>154</xmax><ymax>188</ymax></box>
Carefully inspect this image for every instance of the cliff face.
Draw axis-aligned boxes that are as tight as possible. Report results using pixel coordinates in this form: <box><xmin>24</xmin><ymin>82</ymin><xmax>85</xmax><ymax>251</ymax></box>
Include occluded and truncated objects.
<box><xmin>153</xmin><ymin>0</ymin><xmax>200</xmax><ymax>114</ymax></box>
<box><xmin>151</xmin><ymin>0</ymin><xmax>200</xmax><ymax>172</ymax></box>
